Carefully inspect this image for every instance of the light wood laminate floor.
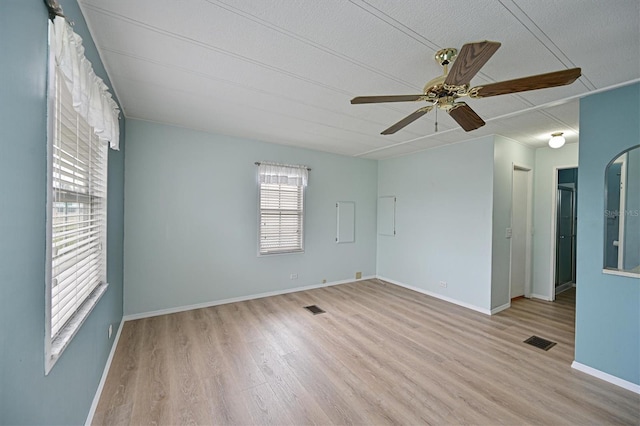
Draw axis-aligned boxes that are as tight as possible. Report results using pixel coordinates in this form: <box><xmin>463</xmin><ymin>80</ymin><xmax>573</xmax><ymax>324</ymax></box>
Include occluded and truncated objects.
<box><xmin>93</xmin><ymin>281</ymin><xmax>639</xmax><ymax>425</ymax></box>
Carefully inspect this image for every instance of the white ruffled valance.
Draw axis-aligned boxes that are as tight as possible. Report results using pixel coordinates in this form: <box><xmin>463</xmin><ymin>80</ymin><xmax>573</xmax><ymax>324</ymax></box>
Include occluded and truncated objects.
<box><xmin>258</xmin><ymin>162</ymin><xmax>309</xmax><ymax>186</ymax></box>
<box><xmin>51</xmin><ymin>16</ymin><xmax>120</xmax><ymax>150</ymax></box>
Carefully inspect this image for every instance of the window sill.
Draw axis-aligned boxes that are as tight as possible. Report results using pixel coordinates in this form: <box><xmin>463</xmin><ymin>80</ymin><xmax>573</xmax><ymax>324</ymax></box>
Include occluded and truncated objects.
<box><xmin>258</xmin><ymin>249</ymin><xmax>305</xmax><ymax>257</ymax></box>
<box><xmin>45</xmin><ymin>282</ymin><xmax>109</xmax><ymax>375</ymax></box>
<box><xmin>602</xmin><ymin>269</ymin><xmax>640</xmax><ymax>279</ymax></box>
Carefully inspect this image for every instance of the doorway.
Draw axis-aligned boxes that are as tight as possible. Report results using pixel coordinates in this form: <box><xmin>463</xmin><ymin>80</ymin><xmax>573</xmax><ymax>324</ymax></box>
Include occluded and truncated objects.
<box><xmin>510</xmin><ymin>166</ymin><xmax>532</xmax><ymax>300</ymax></box>
<box><xmin>555</xmin><ymin>168</ymin><xmax>578</xmax><ymax>294</ymax></box>
<box><xmin>605</xmin><ymin>161</ymin><xmax>623</xmax><ymax>269</ymax></box>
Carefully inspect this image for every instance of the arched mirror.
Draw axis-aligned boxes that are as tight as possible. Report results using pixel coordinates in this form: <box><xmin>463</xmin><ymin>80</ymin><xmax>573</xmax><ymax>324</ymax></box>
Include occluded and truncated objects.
<box><xmin>604</xmin><ymin>145</ymin><xmax>640</xmax><ymax>276</ymax></box>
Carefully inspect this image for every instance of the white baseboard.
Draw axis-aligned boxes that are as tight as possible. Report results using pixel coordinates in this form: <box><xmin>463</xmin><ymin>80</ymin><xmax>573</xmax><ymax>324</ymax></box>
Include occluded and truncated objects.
<box><xmin>555</xmin><ymin>281</ymin><xmax>574</xmax><ymax>294</ymax></box>
<box><xmin>376</xmin><ymin>276</ymin><xmax>492</xmax><ymax>315</ymax></box>
<box><xmin>530</xmin><ymin>293</ymin><xmax>553</xmax><ymax>301</ymax></box>
<box><xmin>123</xmin><ymin>276</ymin><xmax>376</xmax><ymax>321</ymax></box>
<box><xmin>491</xmin><ymin>302</ymin><xmax>511</xmax><ymax>315</ymax></box>
<box><xmin>85</xmin><ymin>318</ymin><xmax>124</xmax><ymax>425</ymax></box>
<box><xmin>571</xmin><ymin>361</ymin><xmax>640</xmax><ymax>394</ymax></box>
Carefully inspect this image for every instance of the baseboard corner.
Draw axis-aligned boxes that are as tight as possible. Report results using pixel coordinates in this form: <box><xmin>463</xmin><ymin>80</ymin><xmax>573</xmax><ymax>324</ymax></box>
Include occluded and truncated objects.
<box><xmin>530</xmin><ymin>293</ymin><xmax>553</xmax><ymax>301</ymax></box>
<box><xmin>376</xmin><ymin>276</ymin><xmax>492</xmax><ymax>315</ymax></box>
<box><xmin>490</xmin><ymin>302</ymin><xmax>511</xmax><ymax>315</ymax></box>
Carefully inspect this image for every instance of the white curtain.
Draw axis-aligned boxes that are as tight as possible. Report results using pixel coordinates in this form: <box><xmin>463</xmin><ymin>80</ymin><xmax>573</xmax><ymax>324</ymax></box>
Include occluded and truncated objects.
<box><xmin>51</xmin><ymin>16</ymin><xmax>120</xmax><ymax>150</ymax></box>
<box><xmin>258</xmin><ymin>162</ymin><xmax>309</xmax><ymax>186</ymax></box>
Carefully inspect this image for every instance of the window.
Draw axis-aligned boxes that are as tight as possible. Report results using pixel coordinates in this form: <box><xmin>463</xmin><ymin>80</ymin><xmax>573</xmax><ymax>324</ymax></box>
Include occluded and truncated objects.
<box><xmin>45</xmin><ymin>16</ymin><xmax>119</xmax><ymax>374</ymax></box>
<box><xmin>46</xmin><ymin>65</ymin><xmax>108</xmax><ymax>372</ymax></box>
<box><xmin>49</xmin><ymin>65</ymin><xmax>108</xmax><ymax>337</ymax></box>
<box><xmin>259</xmin><ymin>183</ymin><xmax>304</xmax><ymax>254</ymax></box>
<box><xmin>258</xmin><ymin>163</ymin><xmax>309</xmax><ymax>255</ymax></box>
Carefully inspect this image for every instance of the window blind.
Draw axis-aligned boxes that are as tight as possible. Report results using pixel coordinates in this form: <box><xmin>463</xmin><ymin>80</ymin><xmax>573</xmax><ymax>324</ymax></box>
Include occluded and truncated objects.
<box><xmin>50</xmin><ymin>66</ymin><xmax>108</xmax><ymax>338</ymax></box>
<box><xmin>258</xmin><ymin>163</ymin><xmax>308</xmax><ymax>255</ymax></box>
<box><xmin>260</xmin><ymin>184</ymin><xmax>304</xmax><ymax>254</ymax></box>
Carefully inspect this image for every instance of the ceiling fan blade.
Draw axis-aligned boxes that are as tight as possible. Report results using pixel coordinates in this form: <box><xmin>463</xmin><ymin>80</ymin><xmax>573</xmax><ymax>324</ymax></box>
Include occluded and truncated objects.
<box><xmin>381</xmin><ymin>106</ymin><xmax>433</xmax><ymax>135</ymax></box>
<box><xmin>448</xmin><ymin>103</ymin><xmax>486</xmax><ymax>132</ymax></box>
<box><xmin>471</xmin><ymin>68</ymin><xmax>582</xmax><ymax>98</ymax></box>
<box><xmin>444</xmin><ymin>40</ymin><xmax>501</xmax><ymax>86</ymax></box>
<box><xmin>351</xmin><ymin>94</ymin><xmax>425</xmax><ymax>104</ymax></box>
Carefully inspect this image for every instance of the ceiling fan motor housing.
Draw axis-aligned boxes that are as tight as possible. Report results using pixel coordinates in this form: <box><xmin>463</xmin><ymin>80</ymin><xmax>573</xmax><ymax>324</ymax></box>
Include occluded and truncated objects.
<box><xmin>435</xmin><ymin>48</ymin><xmax>458</xmax><ymax>66</ymax></box>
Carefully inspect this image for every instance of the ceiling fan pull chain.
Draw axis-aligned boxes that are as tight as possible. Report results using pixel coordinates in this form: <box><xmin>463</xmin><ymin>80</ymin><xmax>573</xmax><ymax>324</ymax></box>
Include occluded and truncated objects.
<box><xmin>435</xmin><ymin>106</ymin><xmax>438</xmax><ymax>132</ymax></box>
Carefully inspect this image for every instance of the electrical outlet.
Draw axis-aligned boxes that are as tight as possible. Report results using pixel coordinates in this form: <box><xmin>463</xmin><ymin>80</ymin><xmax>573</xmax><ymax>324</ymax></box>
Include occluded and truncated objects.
<box><xmin>355</xmin><ymin>271</ymin><xmax>362</xmax><ymax>279</ymax></box>
<box><xmin>108</xmin><ymin>324</ymin><xmax>113</xmax><ymax>339</ymax></box>
<box><xmin>439</xmin><ymin>281</ymin><xmax>448</xmax><ymax>288</ymax></box>
<box><xmin>506</xmin><ymin>227</ymin><xmax>512</xmax><ymax>238</ymax></box>
<box><xmin>290</xmin><ymin>273</ymin><xmax>298</xmax><ymax>280</ymax></box>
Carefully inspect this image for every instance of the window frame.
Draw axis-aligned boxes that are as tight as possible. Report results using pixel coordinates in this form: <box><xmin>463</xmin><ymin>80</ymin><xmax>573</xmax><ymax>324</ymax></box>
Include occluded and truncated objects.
<box><xmin>257</xmin><ymin>181</ymin><xmax>306</xmax><ymax>256</ymax></box>
<box><xmin>44</xmin><ymin>27</ymin><xmax>109</xmax><ymax>375</ymax></box>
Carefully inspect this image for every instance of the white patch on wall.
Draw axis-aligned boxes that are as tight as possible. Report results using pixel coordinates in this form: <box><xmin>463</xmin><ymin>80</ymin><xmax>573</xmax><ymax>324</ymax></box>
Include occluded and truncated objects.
<box><xmin>336</xmin><ymin>201</ymin><xmax>355</xmax><ymax>243</ymax></box>
<box><xmin>378</xmin><ymin>196</ymin><xmax>396</xmax><ymax>236</ymax></box>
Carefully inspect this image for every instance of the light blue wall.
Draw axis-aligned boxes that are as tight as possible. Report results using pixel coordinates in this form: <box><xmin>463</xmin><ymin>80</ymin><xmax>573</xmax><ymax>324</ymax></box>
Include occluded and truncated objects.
<box><xmin>124</xmin><ymin>120</ymin><xmax>377</xmax><ymax>315</ymax></box>
<box><xmin>491</xmin><ymin>136</ymin><xmax>535</xmax><ymax>309</ymax></box>
<box><xmin>0</xmin><ymin>1</ymin><xmax>125</xmax><ymax>424</ymax></box>
<box><xmin>531</xmin><ymin>143</ymin><xmax>579</xmax><ymax>299</ymax></box>
<box><xmin>576</xmin><ymin>83</ymin><xmax>639</xmax><ymax>385</ymax></box>
<box><xmin>376</xmin><ymin>137</ymin><xmax>495</xmax><ymax>311</ymax></box>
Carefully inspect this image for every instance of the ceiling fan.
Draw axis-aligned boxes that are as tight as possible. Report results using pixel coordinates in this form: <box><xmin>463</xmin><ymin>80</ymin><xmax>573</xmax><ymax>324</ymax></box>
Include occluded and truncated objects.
<box><xmin>351</xmin><ymin>41</ymin><xmax>581</xmax><ymax>134</ymax></box>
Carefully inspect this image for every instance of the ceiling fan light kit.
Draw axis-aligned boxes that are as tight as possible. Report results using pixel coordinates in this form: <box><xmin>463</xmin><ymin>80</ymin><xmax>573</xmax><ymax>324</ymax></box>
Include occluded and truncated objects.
<box><xmin>548</xmin><ymin>132</ymin><xmax>566</xmax><ymax>149</ymax></box>
<box><xmin>351</xmin><ymin>40</ymin><xmax>581</xmax><ymax>135</ymax></box>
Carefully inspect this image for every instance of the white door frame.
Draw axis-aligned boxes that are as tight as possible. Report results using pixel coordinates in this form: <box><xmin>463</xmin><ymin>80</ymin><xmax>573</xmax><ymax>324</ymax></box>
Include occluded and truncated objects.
<box><xmin>509</xmin><ymin>164</ymin><xmax>533</xmax><ymax>300</ymax></box>
<box><xmin>549</xmin><ymin>164</ymin><xmax>578</xmax><ymax>301</ymax></box>
<box><xmin>617</xmin><ymin>154</ymin><xmax>628</xmax><ymax>269</ymax></box>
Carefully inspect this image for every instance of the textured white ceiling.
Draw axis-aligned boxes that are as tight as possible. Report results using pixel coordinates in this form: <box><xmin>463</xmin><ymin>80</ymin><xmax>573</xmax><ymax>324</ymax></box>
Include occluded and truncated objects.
<box><xmin>78</xmin><ymin>0</ymin><xmax>640</xmax><ymax>159</ymax></box>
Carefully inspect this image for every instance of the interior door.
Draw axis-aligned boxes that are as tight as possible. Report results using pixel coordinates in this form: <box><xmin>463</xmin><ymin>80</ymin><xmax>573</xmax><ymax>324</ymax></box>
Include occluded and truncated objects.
<box><xmin>510</xmin><ymin>169</ymin><xmax>529</xmax><ymax>298</ymax></box>
<box><xmin>556</xmin><ymin>187</ymin><xmax>575</xmax><ymax>286</ymax></box>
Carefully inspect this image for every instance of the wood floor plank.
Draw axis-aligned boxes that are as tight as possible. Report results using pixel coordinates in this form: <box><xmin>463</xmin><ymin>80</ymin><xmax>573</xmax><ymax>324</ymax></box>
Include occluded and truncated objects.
<box><xmin>243</xmin><ymin>298</ymin><xmax>300</xmax><ymax>356</ymax></box>
<box><xmin>281</xmin><ymin>349</ymin><xmax>373</xmax><ymax>425</ymax></box>
<box><xmin>127</xmin><ymin>316</ymin><xmax>171</xmax><ymax>425</ymax></box>
<box><xmin>282</xmin><ymin>293</ymin><xmax>452</xmax><ymax>424</ymax></box>
<box><xmin>311</xmin><ymin>297</ymin><xmax>523</xmax><ymax>424</ymax></box>
<box><xmin>252</xmin><ymin>297</ymin><xmax>373</xmax><ymax>424</ymax></box>
<box><xmin>203</xmin><ymin>304</ymin><xmax>267</xmax><ymax>391</ymax></box>
<box><xmin>331</xmin><ymin>283</ymin><xmax>624</xmax><ymax>424</ymax></box>
<box><xmin>174</xmin><ymin>308</ymin><xmax>253</xmax><ymax>425</ymax></box>
<box><xmin>263</xmin><ymin>295</ymin><xmax>425</xmax><ymax>425</ymax></box>
<box><xmin>242</xmin><ymin>382</ymin><xmax>294</xmax><ymax>426</ymax></box>
<box><xmin>246</xmin><ymin>338</ymin><xmax>334</xmax><ymax>425</ymax></box>
<box><xmin>94</xmin><ymin>281</ymin><xmax>640</xmax><ymax>425</ymax></box>
<box><xmin>165</xmin><ymin>312</ymin><xmax>210</xmax><ymax>425</ymax></box>
<box><xmin>93</xmin><ymin>320</ymin><xmax>141</xmax><ymax>425</ymax></box>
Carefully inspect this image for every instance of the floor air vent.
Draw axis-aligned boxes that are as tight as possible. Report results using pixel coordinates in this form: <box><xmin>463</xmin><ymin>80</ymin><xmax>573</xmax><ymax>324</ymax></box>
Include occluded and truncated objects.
<box><xmin>524</xmin><ymin>335</ymin><xmax>557</xmax><ymax>351</ymax></box>
<box><xmin>304</xmin><ymin>305</ymin><xmax>325</xmax><ymax>315</ymax></box>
